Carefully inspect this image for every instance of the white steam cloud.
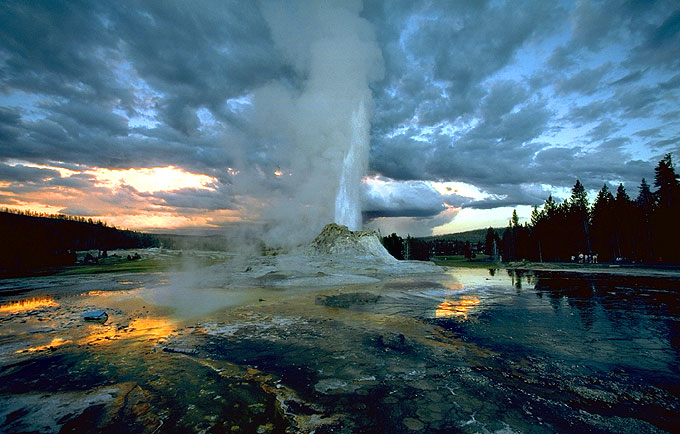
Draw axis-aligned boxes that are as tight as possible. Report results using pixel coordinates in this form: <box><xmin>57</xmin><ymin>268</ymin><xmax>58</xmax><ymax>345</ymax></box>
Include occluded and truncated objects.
<box><xmin>249</xmin><ymin>0</ymin><xmax>384</xmax><ymax>247</ymax></box>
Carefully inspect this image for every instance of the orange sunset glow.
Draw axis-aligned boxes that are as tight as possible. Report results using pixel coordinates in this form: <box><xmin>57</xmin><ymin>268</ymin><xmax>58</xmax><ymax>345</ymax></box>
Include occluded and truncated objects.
<box><xmin>86</xmin><ymin>166</ymin><xmax>217</xmax><ymax>193</ymax></box>
<box><xmin>0</xmin><ymin>164</ymin><xmax>236</xmax><ymax>231</ymax></box>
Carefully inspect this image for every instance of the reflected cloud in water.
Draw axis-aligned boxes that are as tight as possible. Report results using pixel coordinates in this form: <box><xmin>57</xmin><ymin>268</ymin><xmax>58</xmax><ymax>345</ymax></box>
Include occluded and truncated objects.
<box><xmin>435</xmin><ymin>296</ymin><xmax>480</xmax><ymax>319</ymax></box>
<box><xmin>79</xmin><ymin>317</ymin><xmax>176</xmax><ymax>346</ymax></box>
<box><xmin>0</xmin><ymin>297</ymin><xmax>59</xmax><ymax>313</ymax></box>
<box><xmin>15</xmin><ymin>337</ymin><xmax>72</xmax><ymax>354</ymax></box>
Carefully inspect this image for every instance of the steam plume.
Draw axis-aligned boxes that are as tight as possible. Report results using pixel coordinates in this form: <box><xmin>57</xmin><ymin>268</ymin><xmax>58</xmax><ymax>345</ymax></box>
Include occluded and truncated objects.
<box><xmin>252</xmin><ymin>0</ymin><xmax>384</xmax><ymax>246</ymax></box>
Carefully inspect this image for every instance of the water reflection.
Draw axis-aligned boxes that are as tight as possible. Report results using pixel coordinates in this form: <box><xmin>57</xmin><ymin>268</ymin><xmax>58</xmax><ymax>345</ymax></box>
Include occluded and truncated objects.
<box><xmin>531</xmin><ymin>272</ymin><xmax>680</xmax><ymax>366</ymax></box>
<box><xmin>437</xmin><ymin>269</ymin><xmax>680</xmax><ymax>375</ymax></box>
<box><xmin>15</xmin><ymin>337</ymin><xmax>72</xmax><ymax>354</ymax></box>
<box><xmin>435</xmin><ymin>297</ymin><xmax>480</xmax><ymax>319</ymax></box>
<box><xmin>0</xmin><ymin>296</ymin><xmax>59</xmax><ymax>313</ymax></box>
<box><xmin>79</xmin><ymin>317</ymin><xmax>176</xmax><ymax>345</ymax></box>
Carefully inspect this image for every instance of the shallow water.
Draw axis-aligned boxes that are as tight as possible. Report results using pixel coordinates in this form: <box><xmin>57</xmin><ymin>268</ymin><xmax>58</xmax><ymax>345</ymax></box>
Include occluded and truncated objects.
<box><xmin>1</xmin><ymin>263</ymin><xmax>679</xmax><ymax>433</ymax></box>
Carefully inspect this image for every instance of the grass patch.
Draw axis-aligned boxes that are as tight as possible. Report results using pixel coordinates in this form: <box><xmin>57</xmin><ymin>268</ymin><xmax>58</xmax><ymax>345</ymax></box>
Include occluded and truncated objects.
<box><xmin>432</xmin><ymin>254</ymin><xmax>500</xmax><ymax>268</ymax></box>
<box><xmin>55</xmin><ymin>255</ymin><xmax>227</xmax><ymax>276</ymax></box>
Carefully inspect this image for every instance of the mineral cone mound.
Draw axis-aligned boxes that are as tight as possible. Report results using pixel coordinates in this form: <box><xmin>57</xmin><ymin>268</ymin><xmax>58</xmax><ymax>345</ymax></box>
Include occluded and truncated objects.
<box><xmin>310</xmin><ymin>223</ymin><xmax>397</xmax><ymax>262</ymax></box>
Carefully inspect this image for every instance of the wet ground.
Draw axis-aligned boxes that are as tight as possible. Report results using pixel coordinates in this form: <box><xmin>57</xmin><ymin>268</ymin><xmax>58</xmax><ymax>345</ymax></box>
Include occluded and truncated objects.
<box><xmin>1</xmin><ymin>253</ymin><xmax>679</xmax><ymax>433</ymax></box>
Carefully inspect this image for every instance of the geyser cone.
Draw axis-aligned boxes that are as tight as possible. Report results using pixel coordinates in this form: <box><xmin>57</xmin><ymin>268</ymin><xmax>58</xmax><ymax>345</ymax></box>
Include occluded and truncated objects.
<box><xmin>310</xmin><ymin>223</ymin><xmax>396</xmax><ymax>263</ymax></box>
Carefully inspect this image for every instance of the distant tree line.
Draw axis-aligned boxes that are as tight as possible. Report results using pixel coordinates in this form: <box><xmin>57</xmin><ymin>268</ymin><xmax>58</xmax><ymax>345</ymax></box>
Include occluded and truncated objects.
<box><xmin>498</xmin><ymin>153</ymin><xmax>680</xmax><ymax>263</ymax></box>
<box><xmin>0</xmin><ymin>208</ymin><xmax>113</xmax><ymax>226</ymax></box>
<box><xmin>0</xmin><ymin>210</ymin><xmax>158</xmax><ymax>275</ymax></box>
<box><xmin>382</xmin><ymin>154</ymin><xmax>680</xmax><ymax>264</ymax></box>
<box><xmin>382</xmin><ymin>233</ymin><xmax>485</xmax><ymax>261</ymax></box>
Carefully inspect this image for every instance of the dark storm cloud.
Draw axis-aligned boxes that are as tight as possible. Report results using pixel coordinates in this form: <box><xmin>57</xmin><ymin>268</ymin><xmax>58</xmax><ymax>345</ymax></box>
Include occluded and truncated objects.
<box><xmin>0</xmin><ymin>107</ymin><xmax>22</xmax><ymax>142</ymax></box>
<box><xmin>363</xmin><ymin>0</ymin><xmax>680</xmax><ymax>206</ymax></box>
<box><xmin>587</xmin><ymin>119</ymin><xmax>622</xmax><ymax>142</ymax></box>
<box><xmin>46</xmin><ymin>175</ymin><xmax>95</xmax><ymax>190</ymax></box>
<box><xmin>0</xmin><ymin>2</ymin><xmax>130</xmax><ymax>105</ymax></box>
<box><xmin>531</xmin><ymin>145</ymin><xmax>652</xmax><ymax>190</ymax></box>
<box><xmin>0</xmin><ymin>163</ymin><xmax>58</xmax><ymax>183</ymax></box>
<box><xmin>1</xmin><ymin>0</ymin><xmax>679</xmax><ymax>232</ymax></box>
<box><xmin>365</xmin><ymin>0</ymin><xmax>562</xmax><ymax>131</ymax></box>
<box><xmin>467</xmin><ymin>189</ymin><xmax>546</xmax><ymax>210</ymax></box>
<box><xmin>0</xmin><ymin>0</ymin><xmax>280</xmax><ymax>170</ymax></box>
<box><xmin>361</xmin><ymin>180</ymin><xmax>445</xmax><ymax>219</ymax></box>
<box><xmin>610</xmin><ymin>69</ymin><xmax>647</xmax><ymax>86</ymax></box>
<box><xmin>151</xmin><ymin>186</ymin><xmax>238</xmax><ymax>211</ymax></box>
<box><xmin>50</xmin><ymin>101</ymin><xmax>129</xmax><ymax>136</ymax></box>
<box><xmin>555</xmin><ymin>64</ymin><xmax>612</xmax><ymax>96</ymax></box>
<box><xmin>374</xmin><ymin>100</ymin><xmax>552</xmax><ymax>191</ymax></box>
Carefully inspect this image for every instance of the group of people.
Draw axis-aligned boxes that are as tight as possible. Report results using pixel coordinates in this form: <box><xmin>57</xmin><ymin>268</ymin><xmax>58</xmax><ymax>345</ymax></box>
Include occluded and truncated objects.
<box><xmin>571</xmin><ymin>253</ymin><xmax>598</xmax><ymax>264</ymax></box>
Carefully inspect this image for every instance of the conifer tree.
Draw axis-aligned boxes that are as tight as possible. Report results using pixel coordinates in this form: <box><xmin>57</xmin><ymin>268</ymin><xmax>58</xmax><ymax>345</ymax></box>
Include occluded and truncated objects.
<box><xmin>652</xmin><ymin>154</ymin><xmax>680</xmax><ymax>261</ymax></box>
<box><xmin>635</xmin><ymin>178</ymin><xmax>655</xmax><ymax>261</ymax></box>
<box><xmin>614</xmin><ymin>183</ymin><xmax>633</xmax><ymax>259</ymax></box>
<box><xmin>591</xmin><ymin>184</ymin><xmax>615</xmax><ymax>260</ymax></box>
<box><xmin>568</xmin><ymin>180</ymin><xmax>591</xmax><ymax>254</ymax></box>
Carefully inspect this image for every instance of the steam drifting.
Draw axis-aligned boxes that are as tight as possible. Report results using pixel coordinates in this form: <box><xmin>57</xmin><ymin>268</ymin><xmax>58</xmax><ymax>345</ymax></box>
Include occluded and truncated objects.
<box><xmin>253</xmin><ymin>0</ymin><xmax>384</xmax><ymax>246</ymax></box>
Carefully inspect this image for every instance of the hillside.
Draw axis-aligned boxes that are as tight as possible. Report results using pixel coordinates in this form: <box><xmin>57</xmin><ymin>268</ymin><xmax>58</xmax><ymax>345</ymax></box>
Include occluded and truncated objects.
<box><xmin>418</xmin><ymin>227</ymin><xmax>506</xmax><ymax>244</ymax></box>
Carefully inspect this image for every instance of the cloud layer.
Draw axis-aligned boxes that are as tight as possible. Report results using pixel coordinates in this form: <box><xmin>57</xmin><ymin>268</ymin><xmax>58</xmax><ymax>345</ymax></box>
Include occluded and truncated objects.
<box><xmin>1</xmin><ymin>0</ymin><xmax>679</xmax><ymax>238</ymax></box>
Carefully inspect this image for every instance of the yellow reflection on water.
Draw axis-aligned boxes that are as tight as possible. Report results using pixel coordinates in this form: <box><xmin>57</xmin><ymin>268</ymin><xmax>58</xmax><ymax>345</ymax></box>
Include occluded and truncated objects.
<box><xmin>16</xmin><ymin>337</ymin><xmax>72</xmax><ymax>353</ymax></box>
<box><xmin>127</xmin><ymin>317</ymin><xmax>176</xmax><ymax>339</ymax></box>
<box><xmin>0</xmin><ymin>297</ymin><xmax>59</xmax><ymax>313</ymax></box>
<box><xmin>79</xmin><ymin>317</ymin><xmax>176</xmax><ymax>345</ymax></box>
<box><xmin>80</xmin><ymin>326</ymin><xmax>118</xmax><ymax>345</ymax></box>
<box><xmin>435</xmin><ymin>296</ymin><xmax>480</xmax><ymax>319</ymax></box>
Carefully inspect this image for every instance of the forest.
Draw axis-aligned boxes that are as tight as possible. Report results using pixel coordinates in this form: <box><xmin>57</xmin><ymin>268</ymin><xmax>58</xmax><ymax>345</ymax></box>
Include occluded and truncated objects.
<box><xmin>498</xmin><ymin>153</ymin><xmax>680</xmax><ymax>264</ymax></box>
<box><xmin>0</xmin><ymin>210</ymin><xmax>157</xmax><ymax>275</ymax></box>
<box><xmin>384</xmin><ymin>153</ymin><xmax>680</xmax><ymax>264</ymax></box>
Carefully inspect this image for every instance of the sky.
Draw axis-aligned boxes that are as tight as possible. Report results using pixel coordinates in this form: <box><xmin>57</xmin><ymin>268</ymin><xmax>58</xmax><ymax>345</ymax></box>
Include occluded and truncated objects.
<box><xmin>1</xmin><ymin>0</ymin><xmax>679</xmax><ymax>242</ymax></box>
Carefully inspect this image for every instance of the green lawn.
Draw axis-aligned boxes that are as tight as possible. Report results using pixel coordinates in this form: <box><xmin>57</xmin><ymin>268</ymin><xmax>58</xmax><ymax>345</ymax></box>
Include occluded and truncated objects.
<box><xmin>431</xmin><ymin>254</ymin><xmax>500</xmax><ymax>268</ymax></box>
<box><xmin>55</xmin><ymin>254</ymin><xmax>227</xmax><ymax>276</ymax></box>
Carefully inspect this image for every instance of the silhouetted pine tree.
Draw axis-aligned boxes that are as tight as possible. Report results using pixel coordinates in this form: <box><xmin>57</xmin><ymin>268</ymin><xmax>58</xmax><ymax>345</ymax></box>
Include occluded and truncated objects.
<box><xmin>652</xmin><ymin>154</ymin><xmax>680</xmax><ymax>262</ymax></box>
<box><xmin>530</xmin><ymin>206</ymin><xmax>546</xmax><ymax>262</ymax></box>
<box><xmin>614</xmin><ymin>183</ymin><xmax>634</xmax><ymax>260</ymax></box>
<box><xmin>382</xmin><ymin>233</ymin><xmax>404</xmax><ymax>260</ymax></box>
<box><xmin>635</xmin><ymin>178</ymin><xmax>655</xmax><ymax>262</ymax></box>
<box><xmin>508</xmin><ymin>154</ymin><xmax>679</xmax><ymax>264</ymax></box>
<box><xmin>567</xmin><ymin>180</ymin><xmax>591</xmax><ymax>255</ymax></box>
<box><xmin>591</xmin><ymin>184</ymin><xmax>616</xmax><ymax>261</ymax></box>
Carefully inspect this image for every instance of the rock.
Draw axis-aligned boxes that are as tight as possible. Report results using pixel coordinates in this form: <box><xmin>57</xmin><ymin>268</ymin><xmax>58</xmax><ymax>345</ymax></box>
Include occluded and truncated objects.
<box><xmin>376</xmin><ymin>333</ymin><xmax>410</xmax><ymax>352</ymax></box>
<box><xmin>403</xmin><ymin>417</ymin><xmax>425</xmax><ymax>431</ymax></box>
<box><xmin>315</xmin><ymin>292</ymin><xmax>380</xmax><ymax>308</ymax></box>
<box><xmin>82</xmin><ymin>310</ymin><xmax>108</xmax><ymax>322</ymax></box>
<box><xmin>162</xmin><ymin>346</ymin><xmax>199</xmax><ymax>355</ymax></box>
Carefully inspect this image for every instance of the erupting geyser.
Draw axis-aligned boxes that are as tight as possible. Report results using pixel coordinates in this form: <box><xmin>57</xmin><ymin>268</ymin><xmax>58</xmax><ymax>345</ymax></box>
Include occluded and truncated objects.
<box><xmin>334</xmin><ymin>102</ymin><xmax>368</xmax><ymax>231</ymax></box>
<box><xmin>253</xmin><ymin>0</ymin><xmax>384</xmax><ymax>246</ymax></box>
